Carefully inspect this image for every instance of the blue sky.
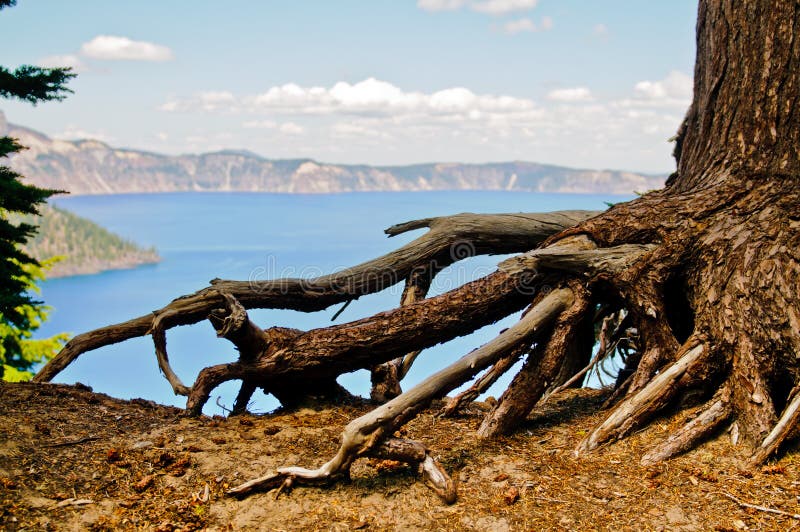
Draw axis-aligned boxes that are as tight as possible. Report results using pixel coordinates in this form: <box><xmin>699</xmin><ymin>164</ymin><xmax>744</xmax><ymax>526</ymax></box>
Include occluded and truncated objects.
<box><xmin>0</xmin><ymin>1</ymin><xmax>697</xmax><ymax>173</ymax></box>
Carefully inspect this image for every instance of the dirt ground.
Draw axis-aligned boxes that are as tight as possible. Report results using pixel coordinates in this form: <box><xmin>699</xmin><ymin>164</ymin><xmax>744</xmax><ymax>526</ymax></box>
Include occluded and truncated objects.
<box><xmin>1</xmin><ymin>382</ymin><xmax>799</xmax><ymax>531</ymax></box>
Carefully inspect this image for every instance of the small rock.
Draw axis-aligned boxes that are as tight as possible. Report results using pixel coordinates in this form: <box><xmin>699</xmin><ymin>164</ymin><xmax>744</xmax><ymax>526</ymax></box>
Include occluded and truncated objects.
<box><xmin>493</xmin><ymin>473</ymin><xmax>509</xmax><ymax>482</ymax></box>
<box><xmin>264</xmin><ymin>426</ymin><xmax>281</xmax><ymax>436</ymax></box>
<box><xmin>132</xmin><ymin>440</ymin><xmax>153</xmax><ymax>450</ymax></box>
<box><xmin>503</xmin><ymin>486</ymin><xmax>520</xmax><ymax>505</ymax></box>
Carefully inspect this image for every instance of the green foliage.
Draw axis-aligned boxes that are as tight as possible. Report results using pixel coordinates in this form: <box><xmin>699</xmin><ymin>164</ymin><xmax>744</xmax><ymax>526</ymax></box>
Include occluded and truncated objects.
<box><xmin>0</xmin><ymin>0</ymin><xmax>74</xmax><ymax>380</ymax></box>
<box><xmin>0</xmin><ymin>65</ymin><xmax>75</xmax><ymax>104</ymax></box>
<box><xmin>0</xmin><ymin>259</ymin><xmax>69</xmax><ymax>381</ymax></box>
<box><xmin>0</xmin><ymin>128</ymin><xmax>61</xmax><ymax>328</ymax></box>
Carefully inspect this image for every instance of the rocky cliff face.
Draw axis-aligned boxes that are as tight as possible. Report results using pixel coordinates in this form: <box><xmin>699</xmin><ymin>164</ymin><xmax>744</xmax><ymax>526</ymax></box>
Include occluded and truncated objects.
<box><xmin>2</xmin><ymin>113</ymin><xmax>665</xmax><ymax>195</ymax></box>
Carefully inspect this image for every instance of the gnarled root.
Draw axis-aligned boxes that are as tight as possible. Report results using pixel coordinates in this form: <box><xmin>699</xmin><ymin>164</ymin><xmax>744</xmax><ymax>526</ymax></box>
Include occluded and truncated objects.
<box><xmin>229</xmin><ymin>288</ymin><xmax>573</xmax><ymax>503</ymax></box>
<box><xmin>439</xmin><ymin>342</ymin><xmax>528</xmax><ymax>417</ymax></box>
<box><xmin>750</xmin><ymin>385</ymin><xmax>800</xmax><ymax>466</ymax></box>
<box><xmin>226</xmin><ymin>437</ymin><xmax>456</xmax><ymax>503</ymax></box>
<box><xmin>370</xmin><ymin>262</ymin><xmax>437</xmax><ymax>402</ymax></box>
<box><xmin>34</xmin><ymin>210</ymin><xmax>597</xmax><ymax>386</ymax></box>
<box><xmin>641</xmin><ymin>386</ymin><xmax>732</xmax><ymax>465</ymax></box>
<box><xmin>477</xmin><ymin>284</ymin><xmax>593</xmax><ymax>437</ymax></box>
<box><xmin>577</xmin><ymin>338</ymin><xmax>708</xmax><ymax>454</ymax></box>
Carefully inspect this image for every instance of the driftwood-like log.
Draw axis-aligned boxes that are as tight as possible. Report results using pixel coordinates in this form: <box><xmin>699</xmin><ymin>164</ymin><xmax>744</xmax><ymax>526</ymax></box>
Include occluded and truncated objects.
<box><xmin>226</xmin><ymin>437</ymin><xmax>455</xmax><ymax>502</ymax></box>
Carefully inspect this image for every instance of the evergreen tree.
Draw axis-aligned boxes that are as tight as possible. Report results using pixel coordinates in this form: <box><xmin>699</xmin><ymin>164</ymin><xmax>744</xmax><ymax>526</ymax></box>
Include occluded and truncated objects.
<box><xmin>0</xmin><ymin>0</ymin><xmax>75</xmax><ymax>380</ymax></box>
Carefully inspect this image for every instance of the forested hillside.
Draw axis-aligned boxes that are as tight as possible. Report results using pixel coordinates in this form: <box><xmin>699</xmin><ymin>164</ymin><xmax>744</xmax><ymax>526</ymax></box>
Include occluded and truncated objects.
<box><xmin>14</xmin><ymin>205</ymin><xmax>159</xmax><ymax>277</ymax></box>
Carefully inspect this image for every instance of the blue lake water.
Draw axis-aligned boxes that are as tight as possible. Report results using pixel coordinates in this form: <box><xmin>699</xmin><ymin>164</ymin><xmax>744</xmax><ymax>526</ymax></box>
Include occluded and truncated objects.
<box><xmin>38</xmin><ymin>191</ymin><xmax>627</xmax><ymax>415</ymax></box>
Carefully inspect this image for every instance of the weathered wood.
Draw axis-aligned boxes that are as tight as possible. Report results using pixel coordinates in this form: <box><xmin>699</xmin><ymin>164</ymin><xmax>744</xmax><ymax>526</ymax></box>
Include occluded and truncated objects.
<box><xmin>370</xmin><ymin>262</ymin><xmax>437</xmax><ymax>402</ymax></box>
<box><xmin>439</xmin><ymin>342</ymin><xmax>529</xmax><ymax>417</ymax></box>
<box><xmin>34</xmin><ymin>210</ymin><xmax>599</xmax><ymax>384</ymax></box>
<box><xmin>641</xmin><ymin>387</ymin><xmax>732</xmax><ymax>465</ymax></box>
<box><xmin>477</xmin><ymin>285</ymin><xmax>593</xmax><ymax>437</ymax></box>
<box><xmin>577</xmin><ymin>342</ymin><xmax>706</xmax><ymax>454</ymax></box>
<box><xmin>226</xmin><ymin>437</ymin><xmax>454</xmax><ymax>502</ymax></box>
<box><xmin>499</xmin><ymin>243</ymin><xmax>656</xmax><ymax>277</ymax></box>
<box><xmin>186</xmin><ymin>270</ymin><xmax>538</xmax><ymax>413</ymax></box>
<box><xmin>228</xmin><ymin>289</ymin><xmax>573</xmax><ymax>502</ymax></box>
<box><xmin>750</xmin><ymin>385</ymin><xmax>800</xmax><ymax>466</ymax></box>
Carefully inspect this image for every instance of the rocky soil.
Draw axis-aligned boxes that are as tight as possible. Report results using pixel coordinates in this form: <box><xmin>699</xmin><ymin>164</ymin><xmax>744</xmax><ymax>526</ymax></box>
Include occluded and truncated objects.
<box><xmin>1</xmin><ymin>382</ymin><xmax>799</xmax><ymax>531</ymax></box>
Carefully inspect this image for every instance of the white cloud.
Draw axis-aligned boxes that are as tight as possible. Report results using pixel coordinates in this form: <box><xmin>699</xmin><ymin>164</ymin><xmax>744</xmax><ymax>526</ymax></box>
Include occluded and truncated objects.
<box><xmin>162</xmin><ymin>77</ymin><xmax>535</xmax><ymax>118</ymax></box>
<box><xmin>417</xmin><ymin>0</ymin><xmax>466</xmax><ymax>11</ymax></box>
<box><xmin>503</xmin><ymin>16</ymin><xmax>551</xmax><ymax>34</ymax></box>
<box><xmin>472</xmin><ymin>0</ymin><xmax>537</xmax><ymax>15</ymax></box>
<box><xmin>503</xmin><ymin>18</ymin><xmax>535</xmax><ymax>34</ymax></box>
<box><xmin>80</xmin><ymin>35</ymin><xmax>173</xmax><ymax>61</ymax></box>
<box><xmin>619</xmin><ymin>70</ymin><xmax>693</xmax><ymax>108</ymax></box>
<box><xmin>37</xmin><ymin>54</ymin><xmax>89</xmax><ymax>73</ymax></box>
<box><xmin>634</xmin><ymin>70</ymin><xmax>692</xmax><ymax>100</ymax></box>
<box><xmin>547</xmin><ymin>87</ymin><xmax>593</xmax><ymax>102</ymax></box>
<box><xmin>243</xmin><ymin>119</ymin><xmax>278</xmax><ymax>129</ymax></box>
<box><xmin>157</xmin><ymin>72</ymin><xmax>695</xmax><ymax>173</ymax></box>
<box><xmin>280</xmin><ymin>122</ymin><xmax>304</xmax><ymax>135</ymax></box>
<box><xmin>161</xmin><ymin>91</ymin><xmax>234</xmax><ymax>112</ymax></box>
<box><xmin>418</xmin><ymin>0</ymin><xmax>536</xmax><ymax>15</ymax></box>
<box><xmin>243</xmin><ymin>119</ymin><xmax>304</xmax><ymax>135</ymax></box>
<box><xmin>54</xmin><ymin>125</ymin><xmax>113</xmax><ymax>143</ymax></box>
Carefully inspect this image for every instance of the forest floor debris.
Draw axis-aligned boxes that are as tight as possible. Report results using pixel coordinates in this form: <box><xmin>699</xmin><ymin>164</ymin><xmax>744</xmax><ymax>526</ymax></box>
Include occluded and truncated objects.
<box><xmin>1</xmin><ymin>382</ymin><xmax>799</xmax><ymax>531</ymax></box>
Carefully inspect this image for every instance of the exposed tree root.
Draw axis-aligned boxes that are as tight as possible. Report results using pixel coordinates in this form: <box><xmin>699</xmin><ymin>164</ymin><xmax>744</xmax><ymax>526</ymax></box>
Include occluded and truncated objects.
<box><xmin>184</xmin><ymin>270</ymin><xmax>537</xmax><ymax>414</ymax></box>
<box><xmin>228</xmin><ymin>288</ymin><xmax>574</xmax><ymax>503</ymax></box>
<box><xmin>438</xmin><ymin>342</ymin><xmax>528</xmax><ymax>417</ymax></box>
<box><xmin>640</xmin><ymin>386</ymin><xmax>732</xmax><ymax>465</ymax></box>
<box><xmin>27</xmin><ymin>0</ymin><xmax>800</xmax><ymax>507</ymax></box>
<box><xmin>226</xmin><ymin>437</ymin><xmax>456</xmax><ymax>503</ymax></box>
<box><xmin>545</xmin><ymin>311</ymin><xmax>627</xmax><ymax>399</ymax></box>
<box><xmin>477</xmin><ymin>284</ymin><xmax>593</xmax><ymax>437</ymax></box>
<box><xmin>34</xmin><ymin>210</ymin><xmax>597</xmax><ymax>386</ymax></box>
<box><xmin>577</xmin><ymin>340</ymin><xmax>707</xmax><ymax>454</ymax></box>
<box><xmin>370</xmin><ymin>262</ymin><xmax>437</xmax><ymax>402</ymax></box>
<box><xmin>750</xmin><ymin>385</ymin><xmax>800</xmax><ymax>466</ymax></box>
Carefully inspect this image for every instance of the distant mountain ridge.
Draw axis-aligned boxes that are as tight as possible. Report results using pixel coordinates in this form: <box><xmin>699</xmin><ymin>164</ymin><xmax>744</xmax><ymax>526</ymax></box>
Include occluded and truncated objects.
<box><xmin>0</xmin><ymin>111</ymin><xmax>666</xmax><ymax>195</ymax></box>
